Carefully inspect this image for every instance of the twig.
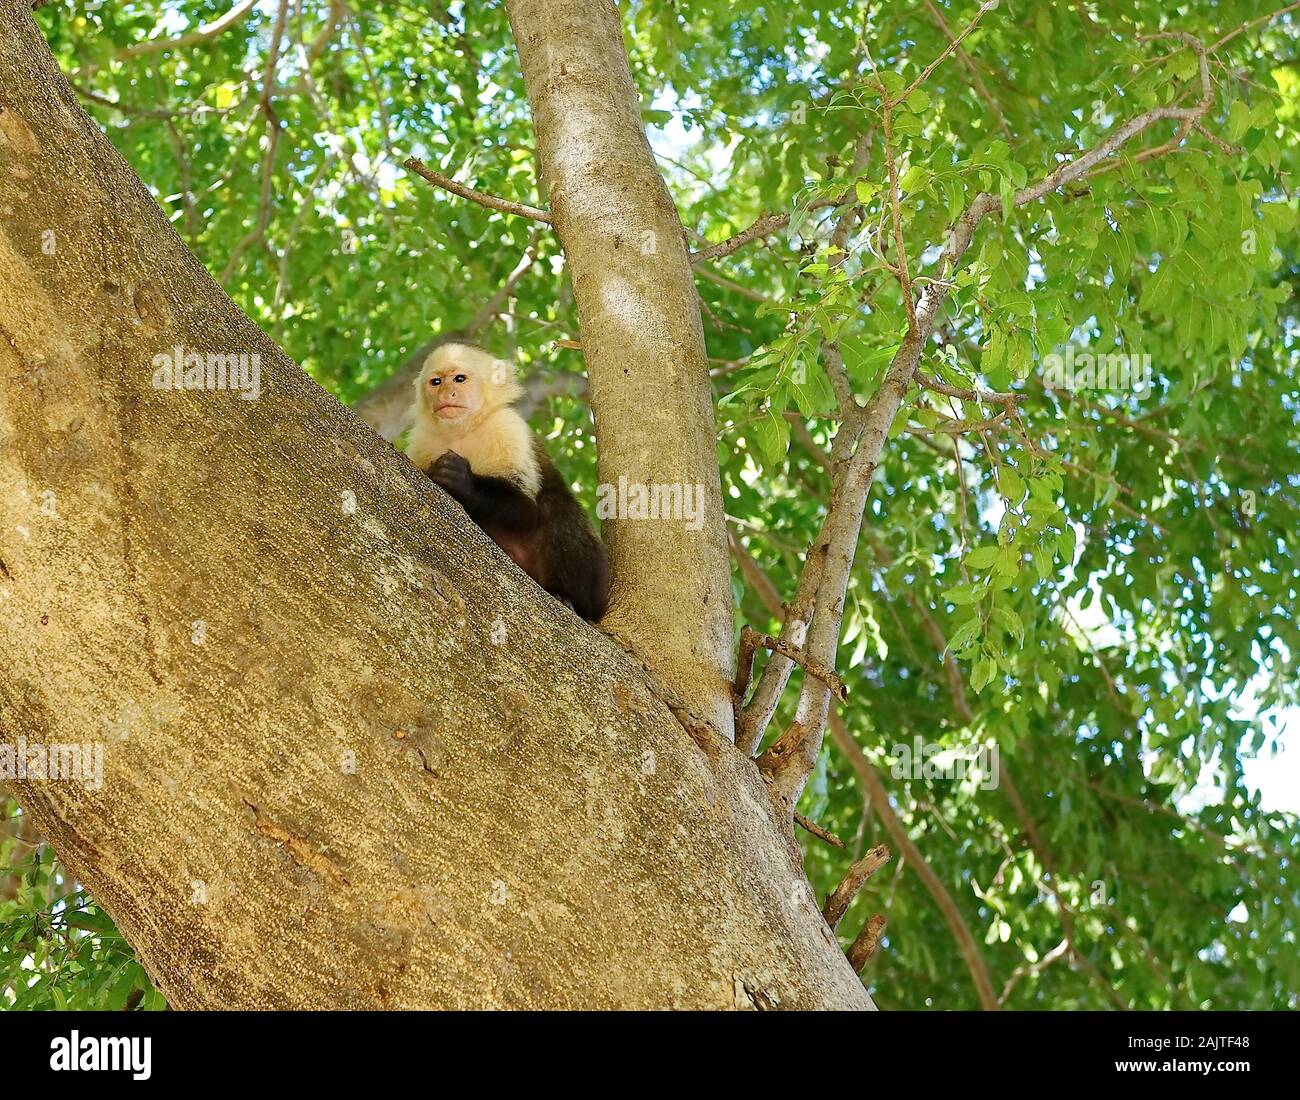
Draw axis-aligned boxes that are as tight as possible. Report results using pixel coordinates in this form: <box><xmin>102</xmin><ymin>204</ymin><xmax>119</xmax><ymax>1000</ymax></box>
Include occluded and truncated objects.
<box><xmin>1001</xmin><ymin>767</ymin><xmax>1128</xmax><ymax>1010</ymax></box>
<box><xmin>219</xmin><ymin>0</ymin><xmax>290</xmax><ymax>284</ymax></box>
<box><xmin>847</xmin><ymin>913</ymin><xmax>887</xmax><ymax>972</ymax></box>
<box><xmin>693</xmin><ymin>263</ymin><xmax>780</xmax><ymax>306</ymax></box>
<box><xmin>689</xmin><ymin>198</ymin><xmax>841</xmax><ymax>264</ymax></box>
<box><xmin>1211</xmin><ymin>1</ymin><xmax>1300</xmax><ymax>51</ymax></box>
<box><xmin>343</xmin><ymin>4</ymin><xmax>395</xmax><ymax>155</ymax></box>
<box><xmin>116</xmin><ymin>0</ymin><xmax>257</xmax><ymax>59</ymax></box>
<box><xmin>794</xmin><ymin>812</ymin><xmax>846</xmax><ymax>849</ymax></box>
<box><xmin>907</xmin><ymin>407</ymin><xmax>1012</xmax><ymax>435</ymax></box>
<box><xmin>404</xmin><ymin>157</ymin><xmax>553</xmax><ymax>224</ymax></box>
<box><xmin>895</xmin><ymin>0</ymin><xmax>1001</xmax><ymax>106</ymax></box>
<box><xmin>999</xmin><ymin>936</ymin><xmax>1068</xmax><ymax>1003</ymax></box>
<box><xmin>919</xmin><ymin>0</ymin><xmax>1011</xmax><ymax>137</ymax></box>
<box><xmin>464</xmin><ymin>229</ymin><xmax>544</xmax><ymax>331</ymax></box>
<box><xmin>734</xmin><ymin>627</ymin><xmax>848</xmax><ymax>704</ymax></box>
<box><xmin>914</xmin><ymin>369</ymin><xmax>1023</xmax><ymax>408</ymax></box>
<box><xmin>822</xmin><ymin>843</ymin><xmax>891</xmax><ymax>930</ymax></box>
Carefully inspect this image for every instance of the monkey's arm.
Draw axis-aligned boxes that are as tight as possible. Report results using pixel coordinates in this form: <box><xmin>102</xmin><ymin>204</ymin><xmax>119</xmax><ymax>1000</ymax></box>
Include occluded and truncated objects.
<box><xmin>429</xmin><ymin>451</ymin><xmax>538</xmax><ymax>530</ymax></box>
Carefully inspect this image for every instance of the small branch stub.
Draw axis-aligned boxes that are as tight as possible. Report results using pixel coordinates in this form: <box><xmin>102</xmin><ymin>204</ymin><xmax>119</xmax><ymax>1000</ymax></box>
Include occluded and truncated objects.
<box><xmin>794</xmin><ymin>812</ymin><xmax>846</xmax><ymax>849</ymax></box>
<box><xmin>848</xmin><ymin>914</ymin><xmax>887</xmax><ymax>973</ymax></box>
<box><xmin>822</xmin><ymin>844</ymin><xmax>891</xmax><ymax>931</ymax></box>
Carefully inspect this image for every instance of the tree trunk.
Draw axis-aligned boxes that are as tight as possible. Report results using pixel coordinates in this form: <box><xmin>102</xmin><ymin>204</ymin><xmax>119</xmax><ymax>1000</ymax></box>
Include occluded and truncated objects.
<box><xmin>506</xmin><ymin>0</ymin><xmax>737</xmax><ymax>737</ymax></box>
<box><xmin>0</xmin><ymin>1</ymin><xmax>870</xmax><ymax>1010</ymax></box>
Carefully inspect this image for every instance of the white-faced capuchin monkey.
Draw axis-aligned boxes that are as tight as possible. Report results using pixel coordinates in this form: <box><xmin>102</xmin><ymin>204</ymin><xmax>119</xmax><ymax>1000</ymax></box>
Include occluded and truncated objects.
<box><xmin>406</xmin><ymin>342</ymin><xmax>610</xmax><ymax>622</ymax></box>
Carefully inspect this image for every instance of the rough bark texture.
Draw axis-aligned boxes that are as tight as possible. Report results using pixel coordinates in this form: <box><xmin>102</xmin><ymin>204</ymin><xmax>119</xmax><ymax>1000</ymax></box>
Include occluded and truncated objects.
<box><xmin>0</xmin><ymin>2</ymin><xmax>871</xmax><ymax>1009</ymax></box>
<box><xmin>506</xmin><ymin>0</ymin><xmax>736</xmax><ymax>737</ymax></box>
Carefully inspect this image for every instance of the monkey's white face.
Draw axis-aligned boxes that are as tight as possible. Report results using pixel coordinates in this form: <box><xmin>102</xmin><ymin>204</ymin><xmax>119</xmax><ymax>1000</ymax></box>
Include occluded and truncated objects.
<box><xmin>423</xmin><ymin>366</ymin><xmax>484</xmax><ymax>421</ymax></box>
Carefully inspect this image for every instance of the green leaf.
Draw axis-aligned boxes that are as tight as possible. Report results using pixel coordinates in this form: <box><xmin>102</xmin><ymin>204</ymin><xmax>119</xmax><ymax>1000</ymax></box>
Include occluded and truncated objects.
<box><xmin>998</xmin><ymin>465</ymin><xmax>1025</xmax><ymax>503</ymax></box>
<box><xmin>965</xmin><ymin>545</ymin><xmax>1001</xmax><ymax>569</ymax></box>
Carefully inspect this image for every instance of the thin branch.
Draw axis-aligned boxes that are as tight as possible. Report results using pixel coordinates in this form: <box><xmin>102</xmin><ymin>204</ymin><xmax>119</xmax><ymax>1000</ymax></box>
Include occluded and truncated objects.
<box><xmin>847</xmin><ymin>913</ymin><xmax>887</xmax><ymax>972</ymax></box>
<box><xmin>907</xmin><ymin>407</ymin><xmax>1013</xmax><ymax>435</ymax></box>
<box><xmin>759</xmin><ymin>29</ymin><xmax>1222</xmax><ymax>809</ymax></box>
<box><xmin>272</xmin><ymin>154</ymin><xmax>336</xmax><ymax>330</ymax></box>
<box><xmin>999</xmin><ymin>936</ymin><xmax>1069</xmax><ymax>1004</ymax></box>
<box><xmin>785</xmin><ymin>415</ymin><xmax>834</xmax><ymax>476</ymax></box>
<box><xmin>465</xmin><ymin>228</ymin><xmax>544</xmax><ymax>332</ymax></box>
<box><xmin>728</xmin><ymin>538</ymin><xmax>1000</xmax><ymax>1010</ymax></box>
<box><xmin>868</xmin><ymin>534</ymin><xmax>975</xmax><ymax>724</ymax></box>
<box><xmin>895</xmin><ymin>0</ymin><xmax>1002</xmax><ymax>106</ymax></box>
<box><xmin>734</xmin><ymin>627</ymin><xmax>848</xmax><ymax>708</ymax></box>
<box><xmin>116</xmin><ymin>0</ymin><xmax>257</xmax><ymax>59</ymax></box>
<box><xmin>919</xmin><ymin>0</ymin><xmax>1011</xmax><ymax>138</ymax></box>
<box><xmin>1210</xmin><ymin>1</ymin><xmax>1300</xmax><ymax>51</ymax></box>
<box><xmin>404</xmin><ymin>157</ymin><xmax>553</xmax><ymax>224</ymax></box>
<box><xmin>730</xmin><ymin>137</ymin><xmax>871</xmax><ymax>755</ymax></box>
<box><xmin>689</xmin><ymin>197</ymin><xmax>840</xmax><ymax>264</ymax></box>
<box><xmin>343</xmin><ymin>4</ymin><xmax>395</xmax><ymax>154</ymax></box>
<box><xmin>70</xmin><ymin>83</ymin><xmax>184</xmax><ymax>121</ymax></box>
<box><xmin>1001</xmin><ymin>766</ymin><xmax>1129</xmax><ymax>1010</ymax></box>
<box><xmin>794</xmin><ymin>812</ymin><xmax>845</xmax><ymax>849</ymax></box>
<box><xmin>219</xmin><ymin>0</ymin><xmax>290</xmax><ymax>285</ymax></box>
<box><xmin>822</xmin><ymin>843</ymin><xmax>891</xmax><ymax>930</ymax></box>
<box><xmin>914</xmin><ymin>369</ymin><xmax>1023</xmax><ymax>409</ymax></box>
<box><xmin>306</xmin><ymin>0</ymin><xmax>347</xmax><ymax>63</ymax></box>
<box><xmin>693</xmin><ymin>263</ymin><xmax>780</xmax><ymax>306</ymax></box>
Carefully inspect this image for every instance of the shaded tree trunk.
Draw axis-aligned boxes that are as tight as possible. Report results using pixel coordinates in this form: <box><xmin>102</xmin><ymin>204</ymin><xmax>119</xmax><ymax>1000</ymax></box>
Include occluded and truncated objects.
<box><xmin>0</xmin><ymin>1</ymin><xmax>870</xmax><ymax>1009</ymax></box>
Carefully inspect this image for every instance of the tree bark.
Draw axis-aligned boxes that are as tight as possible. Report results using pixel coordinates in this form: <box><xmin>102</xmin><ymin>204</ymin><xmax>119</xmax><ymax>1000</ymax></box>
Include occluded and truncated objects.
<box><xmin>0</xmin><ymin>1</ymin><xmax>870</xmax><ymax>1009</ymax></box>
<box><xmin>506</xmin><ymin>0</ymin><xmax>736</xmax><ymax>737</ymax></box>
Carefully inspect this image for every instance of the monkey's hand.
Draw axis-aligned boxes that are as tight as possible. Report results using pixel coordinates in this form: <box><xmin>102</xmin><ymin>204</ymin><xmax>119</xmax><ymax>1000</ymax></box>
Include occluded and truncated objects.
<box><xmin>429</xmin><ymin>451</ymin><xmax>475</xmax><ymax>502</ymax></box>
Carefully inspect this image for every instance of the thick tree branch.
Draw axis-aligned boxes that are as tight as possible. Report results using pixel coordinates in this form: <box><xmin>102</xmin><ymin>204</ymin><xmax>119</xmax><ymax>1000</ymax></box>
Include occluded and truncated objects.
<box><xmin>508</xmin><ymin>0</ymin><xmax>737</xmax><ymax>735</ymax></box>
<box><xmin>0</xmin><ymin>0</ymin><xmax>871</xmax><ymax>1009</ymax></box>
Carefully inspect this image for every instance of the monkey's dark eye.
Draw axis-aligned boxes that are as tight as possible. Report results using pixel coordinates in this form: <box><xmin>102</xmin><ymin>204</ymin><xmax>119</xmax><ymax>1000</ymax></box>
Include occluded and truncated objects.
<box><xmin>429</xmin><ymin>377</ymin><xmax>441</xmax><ymax>385</ymax></box>
<box><xmin>453</xmin><ymin>374</ymin><xmax>467</xmax><ymax>384</ymax></box>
